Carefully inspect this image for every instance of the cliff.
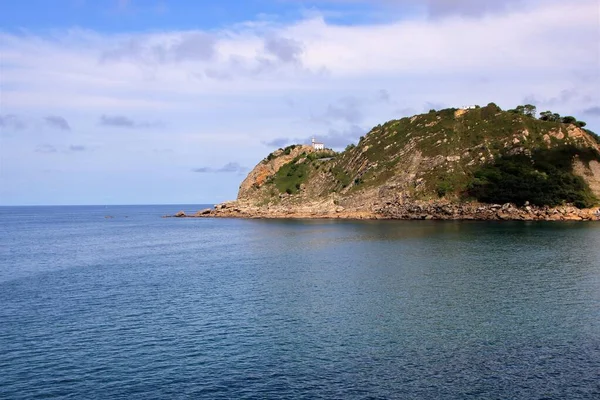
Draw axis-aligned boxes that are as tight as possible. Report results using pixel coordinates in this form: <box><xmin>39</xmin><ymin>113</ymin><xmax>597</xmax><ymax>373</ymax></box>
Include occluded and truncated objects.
<box><xmin>190</xmin><ymin>103</ymin><xmax>600</xmax><ymax>221</ymax></box>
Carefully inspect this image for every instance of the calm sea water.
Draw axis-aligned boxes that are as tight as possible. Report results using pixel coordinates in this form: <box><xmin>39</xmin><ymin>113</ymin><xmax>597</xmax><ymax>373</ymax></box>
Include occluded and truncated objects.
<box><xmin>1</xmin><ymin>205</ymin><xmax>599</xmax><ymax>399</ymax></box>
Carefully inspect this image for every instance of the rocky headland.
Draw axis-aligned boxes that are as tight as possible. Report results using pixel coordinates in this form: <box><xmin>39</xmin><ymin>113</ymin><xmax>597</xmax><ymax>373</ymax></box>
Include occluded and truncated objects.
<box><xmin>173</xmin><ymin>104</ymin><xmax>600</xmax><ymax>221</ymax></box>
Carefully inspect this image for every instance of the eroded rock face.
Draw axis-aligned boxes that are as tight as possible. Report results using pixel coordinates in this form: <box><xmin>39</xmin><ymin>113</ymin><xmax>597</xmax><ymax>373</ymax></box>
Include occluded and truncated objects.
<box><xmin>237</xmin><ymin>145</ymin><xmax>315</xmax><ymax>199</ymax></box>
<box><xmin>454</xmin><ymin>109</ymin><xmax>468</xmax><ymax>118</ymax></box>
<box><xmin>564</xmin><ymin>125</ymin><xmax>600</xmax><ymax>152</ymax></box>
<box><xmin>574</xmin><ymin>159</ymin><xmax>600</xmax><ymax>198</ymax></box>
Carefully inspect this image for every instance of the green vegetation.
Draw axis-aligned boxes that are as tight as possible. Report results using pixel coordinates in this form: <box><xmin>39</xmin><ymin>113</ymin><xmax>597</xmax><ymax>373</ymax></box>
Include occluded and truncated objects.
<box><xmin>508</xmin><ymin>104</ymin><xmax>536</xmax><ymax>117</ymax></box>
<box><xmin>480</xmin><ymin>102</ymin><xmax>502</xmax><ymax>118</ymax></box>
<box><xmin>332</xmin><ymin>166</ymin><xmax>351</xmax><ymax>188</ymax></box>
<box><xmin>333</xmin><ymin>103</ymin><xmax>598</xmax><ymax>204</ymax></box>
<box><xmin>267</xmin><ymin>148</ymin><xmax>337</xmax><ymax>195</ymax></box>
<box><xmin>539</xmin><ymin>110</ymin><xmax>562</xmax><ymax>122</ymax></box>
<box><xmin>273</xmin><ymin>157</ymin><xmax>309</xmax><ymax>195</ymax></box>
<box><xmin>539</xmin><ymin>110</ymin><xmax>588</xmax><ymax>128</ymax></box>
<box><xmin>467</xmin><ymin>146</ymin><xmax>598</xmax><ymax>208</ymax></box>
<box><xmin>436</xmin><ymin>179</ymin><xmax>455</xmax><ymax>198</ymax></box>
<box><xmin>283</xmin><ymin>144</ymin><xmax>297</xmax><ymax>155</ymax></box>
<box><xmin>306</xmin><ymin>151</ymin><xmax>335</xmax><ymax>161</ymax></box>
<box><xmin>251</xmin><ymin>104</ymin><xmax>599</xmax><ymax>206</ymax></box>
<box><xmin>265</xmin><ymin>144</ymin><xmax>297</xmax><ymax>161</ymax></box>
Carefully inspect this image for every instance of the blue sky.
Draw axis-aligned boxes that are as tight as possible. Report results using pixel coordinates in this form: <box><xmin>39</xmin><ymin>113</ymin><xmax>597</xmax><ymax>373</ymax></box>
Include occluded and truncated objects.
<box><xmin>1</xmin><ymin>0</ymin><xmax>599</xmax><ymax>205</ymax></box>
<box><xmin>0</xmin><ymin>0</ymin><xmax>418</xmax><ymax>32</ymax></box>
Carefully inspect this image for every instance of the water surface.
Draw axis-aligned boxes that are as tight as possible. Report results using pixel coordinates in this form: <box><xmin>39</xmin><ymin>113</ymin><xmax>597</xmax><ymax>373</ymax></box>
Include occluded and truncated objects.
<box><xmin>1</xmin><ymin>205</ymin><xmax>599</xmax><ymax>399</ymax></box>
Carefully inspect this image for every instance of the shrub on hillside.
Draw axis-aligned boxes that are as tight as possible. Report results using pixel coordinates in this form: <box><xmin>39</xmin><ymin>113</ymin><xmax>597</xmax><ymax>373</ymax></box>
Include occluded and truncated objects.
<box><xmin>283</xmin><ymin>145</ymin><xmax>297</xmax><ymax>155</ymax></box>
<box><xmin>481</xmin><ymin>103</ymin><xmax>502</xmax><ymax>119</ymax></box>
<box><xmin>467</xmin><ymin>146</ymin><xmax>598</xmax><ymax>208</ymax></box>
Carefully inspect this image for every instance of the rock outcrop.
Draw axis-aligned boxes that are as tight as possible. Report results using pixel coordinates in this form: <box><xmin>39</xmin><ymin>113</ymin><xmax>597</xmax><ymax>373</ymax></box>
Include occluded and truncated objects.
<box><xmin>180</xmin><ymin>199</ymin><xmax>600</xmax><ymax>221</ymax></box>
<box><xmin>237</xmin><ymin>145</ymin><xmax>317</xmax><ymax>200</ymax></box>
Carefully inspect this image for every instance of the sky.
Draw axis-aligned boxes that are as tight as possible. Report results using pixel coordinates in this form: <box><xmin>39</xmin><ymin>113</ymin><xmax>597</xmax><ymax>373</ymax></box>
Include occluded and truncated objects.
<box><xmin>1</xmin><ymin>0</ymin><xmax>599</xmax><ymax>205</ymax></box>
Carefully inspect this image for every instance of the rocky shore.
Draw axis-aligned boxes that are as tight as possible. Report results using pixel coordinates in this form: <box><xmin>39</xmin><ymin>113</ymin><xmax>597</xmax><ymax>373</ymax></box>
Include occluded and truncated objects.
<box><xmin>167</xmin><ymin>200</ymin><xmax>600</xmax><ymax>221</ymax></box>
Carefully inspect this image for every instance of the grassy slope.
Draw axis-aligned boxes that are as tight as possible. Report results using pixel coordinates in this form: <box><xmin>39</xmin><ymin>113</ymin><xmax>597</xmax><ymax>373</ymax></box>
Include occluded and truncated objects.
<box><xmin>263</xmin><ymin>104</ymin><xmax>600</xmax><ymax>207</ymax></box>
<box><xmin>270</xmin><ymin>150</ymin><xmax>337</xmax><ymax>195</ymax></box>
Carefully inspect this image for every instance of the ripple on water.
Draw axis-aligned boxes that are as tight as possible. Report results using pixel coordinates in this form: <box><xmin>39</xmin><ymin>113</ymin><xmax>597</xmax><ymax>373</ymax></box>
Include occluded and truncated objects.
<box><xmin>1</xmin><ymin>208</ymin><xmax>599</xmax><ymax>399</ymax></box>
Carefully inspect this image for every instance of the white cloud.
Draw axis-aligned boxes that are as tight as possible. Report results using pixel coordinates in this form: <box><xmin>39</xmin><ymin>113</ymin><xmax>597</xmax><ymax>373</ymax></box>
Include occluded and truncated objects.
<box><xmin>2</xmin><ymin>1</ymin><xmax>596</xmax><ymax>108</ymax></box>
<box><xmin>293</xmin><ymin>2</ymin><xmax>598</xmax><ymax>76</ymax></box>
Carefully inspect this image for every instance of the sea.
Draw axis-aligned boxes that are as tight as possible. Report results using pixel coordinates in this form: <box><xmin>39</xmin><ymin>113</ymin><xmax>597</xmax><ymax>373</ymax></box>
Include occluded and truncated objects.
<box><xmin>1</xmin><ymin>205</ymin><xmax>599</xmax><ymax>399</ymax></box>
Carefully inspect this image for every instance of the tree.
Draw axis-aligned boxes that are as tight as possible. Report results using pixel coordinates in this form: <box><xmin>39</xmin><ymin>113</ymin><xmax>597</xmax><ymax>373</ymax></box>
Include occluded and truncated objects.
<box><xmin>561</xmin><ymin>116</ymin><xmax>577</xmax><ymax>124</ymax></box>
<box><xmin>540</xmin><ymin>110</ymin><xmax>561</xmax><ymax>122</ymax></box>
<box><xmin>509</xmin><ymin>104</ymin><xmax>536</xmax><ymax>117</ymax></box>
<box><xmin>486</xmin><ymin>102</ymin><xmax>502</xmax><ymax>112</ymax></box>
<box><xmin>523</xmin><ymin>104</ymin><xmax>536</xmax><ymax>117</ymax></box>
<box><xmin>576</xmin><ymin>121</ymin><xmax>587</xmax><ymax>128</ymax></box>
<box><xmin>481</xmin><ymin>103</ymin><xmax>502</xmax><ymax>119</ymax></box>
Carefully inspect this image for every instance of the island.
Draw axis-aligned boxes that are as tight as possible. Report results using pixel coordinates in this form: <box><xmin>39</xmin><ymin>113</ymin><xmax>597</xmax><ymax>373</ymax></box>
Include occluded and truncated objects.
<box><xmin>175</xmin><ymin>103</ymin><xmax>600</xmax><ymax>221</ymax></box>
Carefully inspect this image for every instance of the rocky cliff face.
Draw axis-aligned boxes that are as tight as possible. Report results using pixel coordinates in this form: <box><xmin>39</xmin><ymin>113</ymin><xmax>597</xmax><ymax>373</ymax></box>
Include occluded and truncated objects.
<box><xmin>197</xmin><ymin>104</ymin><xmax>600</xmax><ymax>220</ymax></box>
<box><xmin>237</xmin><ymin>145</ymin><xmax>316</xmax><ymax>200</ymax></box>
<box><xmin>574</xmin><ymin>159</ymin><xmax>600</xmax><ymax>196</ymax></box>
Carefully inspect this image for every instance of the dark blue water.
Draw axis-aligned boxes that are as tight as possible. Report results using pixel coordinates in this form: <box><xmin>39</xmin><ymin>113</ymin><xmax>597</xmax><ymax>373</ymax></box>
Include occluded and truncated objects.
<box><xmin>1</xmin><ymin>205</ymin><xmax>599</xmax><ymax>399</ymax></box>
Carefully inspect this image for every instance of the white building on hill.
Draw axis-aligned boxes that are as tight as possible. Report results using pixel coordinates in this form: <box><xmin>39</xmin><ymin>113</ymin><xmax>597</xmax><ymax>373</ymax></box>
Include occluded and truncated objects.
<box><xmin>311</xmin><ymin>137</ymin><xmax>324</xmax><ymax>150</ymax></box>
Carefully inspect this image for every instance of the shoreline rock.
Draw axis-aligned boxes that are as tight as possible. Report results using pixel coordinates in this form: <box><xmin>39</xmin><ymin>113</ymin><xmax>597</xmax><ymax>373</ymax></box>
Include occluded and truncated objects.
<box><xmin>167</xmin><ymin>200</ymin><xmax>600</xmax><ymax>221</ymax></box>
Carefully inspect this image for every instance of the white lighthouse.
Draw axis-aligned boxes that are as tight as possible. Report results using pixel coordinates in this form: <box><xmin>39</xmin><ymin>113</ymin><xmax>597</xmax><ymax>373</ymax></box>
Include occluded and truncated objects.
<box><xmin>311</xmin><ymin>137</ymin><xmax>324</xmax><ymax>150</ymax></box>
